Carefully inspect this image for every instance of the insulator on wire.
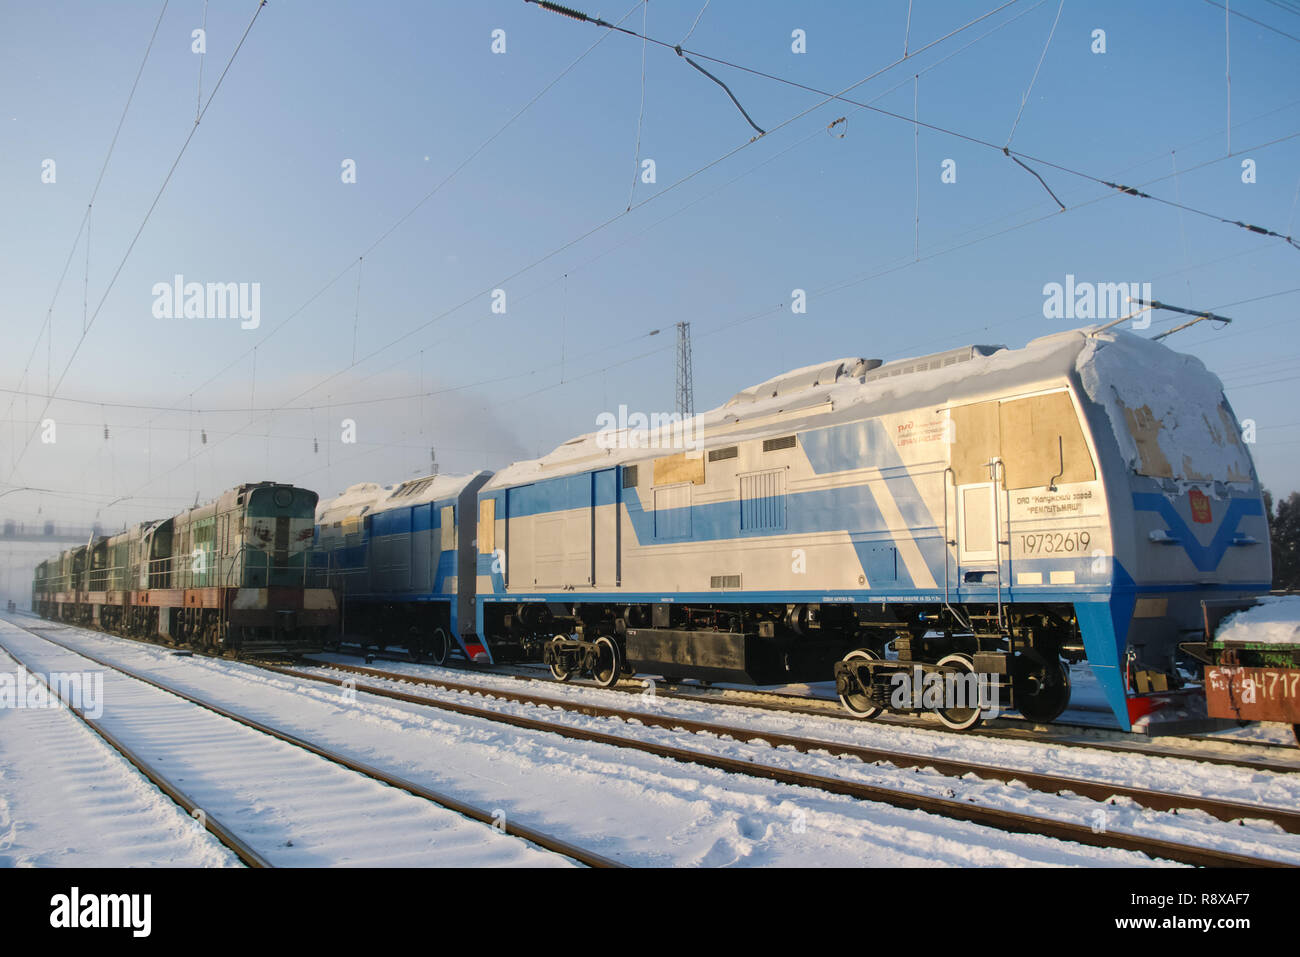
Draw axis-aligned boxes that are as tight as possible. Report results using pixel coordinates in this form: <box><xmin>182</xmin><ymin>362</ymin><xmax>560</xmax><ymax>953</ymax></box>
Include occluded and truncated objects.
<box><xmin>314</xmin><ymin>438</ymin><xmax>319</xmax><ymax>454</ymax></box>
<box><xmin>103</xmin><ymin>425</ymin><xmax>109</xmax><ymax>440</ymax></box>
<box><xmin>201</xmin><ymin>429</ymin><xmax>207</xmax><ymax>445</ymax></box>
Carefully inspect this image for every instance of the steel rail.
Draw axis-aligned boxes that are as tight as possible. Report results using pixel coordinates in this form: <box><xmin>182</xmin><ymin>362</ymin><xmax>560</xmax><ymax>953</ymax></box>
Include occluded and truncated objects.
<box><xmin>9</xmin><ymin>623</ymin><xmax>621</xmax><ymax>869</ymax></box>
<box><xmin>279</xmin><ymin>659</ymin><xmax>1300</xmax><ymax>834</ymax></box>
<box><xmin>14</xmin><ymin>616</ymin><xmax>1295</xmax><ymax>867</ymax></box>
<box><xmin>0</xmin><ymin>632</ymin><xmax>271</xmax><ymax>868</ymax></box>
<box><xmin>323</xmin><ymin>641</ymin><xmax>1300</xmax><ymax>775</ymax></box>
<box><xmin>239</xmin><ymin>663</ymin><xmax>1291</xmax><ymax>867</ymax></box>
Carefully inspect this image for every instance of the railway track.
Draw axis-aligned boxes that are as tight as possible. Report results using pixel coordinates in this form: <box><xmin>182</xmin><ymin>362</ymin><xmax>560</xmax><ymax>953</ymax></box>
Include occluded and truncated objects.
<box><xmin>16</xmin><ymin>615</ymin><xmax>1292</xmax><ymax>770</ymax></box>
<box><xmin>322</xmin><ymin>642</ymin><xmax>1300</xmax><ymax>775</ymax></box>
<box><xmin>0</xmin><ymin>620</ymin><xmax>619</xmax><ymax>868</ymax></box>
<box><xmin>279</xmin><ymin>658</ymin><xmax>1300</xmax><ymax>836</ymax></box>
<box><xmin>0</xmin><ymin>635</ymin><xmax>269</xmax><ymax>868</ymax></box>
<box><xmin>13</xmin><ymin>617</ymin><xmax>1297</xmax><ymax>868</ymax></box>
<box><xmin>257</xmin><ymin>667</ymin><xmax>1298</xmax><ymax>867</ymax></box>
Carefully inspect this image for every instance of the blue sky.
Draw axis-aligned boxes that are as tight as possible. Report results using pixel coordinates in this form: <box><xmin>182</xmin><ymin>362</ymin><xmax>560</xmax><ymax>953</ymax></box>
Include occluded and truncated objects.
<box><xmin>1</xmin><ymin>0</ymin><xmax>1298</xmax><ymax>529</ymax></box>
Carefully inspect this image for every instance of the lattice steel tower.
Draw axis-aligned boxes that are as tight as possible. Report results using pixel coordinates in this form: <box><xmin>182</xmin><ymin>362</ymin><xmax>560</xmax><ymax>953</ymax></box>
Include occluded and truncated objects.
<box><xmin>675</xmin><ymin>321</ymin><xmax>695</xmax><ymax>417</ymax></box>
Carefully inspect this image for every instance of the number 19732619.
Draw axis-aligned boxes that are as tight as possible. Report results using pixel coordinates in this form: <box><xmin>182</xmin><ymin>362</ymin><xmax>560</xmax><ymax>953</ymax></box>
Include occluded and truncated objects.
<box><xmin>1019</xmin><ymin>531</ymin><xmax>1090</xmax><ymax>554</ymax></box>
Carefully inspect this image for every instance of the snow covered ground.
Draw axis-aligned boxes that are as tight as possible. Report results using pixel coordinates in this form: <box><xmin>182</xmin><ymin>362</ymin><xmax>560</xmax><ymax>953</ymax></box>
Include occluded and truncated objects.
<box><xmin>0</xmin><ymin>642</ymin><xmax>239</xmax><ymax>868</ymax></box>
<box><xmin>0</xmin><ymin>621</ymin><xmax>568</xmax><ymax>868</ymax></box>
<box><xmin>4</xmin><ymin>617</ymin><xmax>1298</xmax><ymax>867</ymax></box>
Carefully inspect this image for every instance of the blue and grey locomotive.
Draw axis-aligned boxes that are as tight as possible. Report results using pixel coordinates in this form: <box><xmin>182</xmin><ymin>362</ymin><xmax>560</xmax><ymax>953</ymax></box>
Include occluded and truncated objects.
<box><xmin>313</xmin><ymin>471</ymin><xmax>491</xmax><ymax>663</ymax></box>
<box><xmin>469</xmin><ymin>327</ymin><xmax>1269</xmax><ymax>731</ymax></box>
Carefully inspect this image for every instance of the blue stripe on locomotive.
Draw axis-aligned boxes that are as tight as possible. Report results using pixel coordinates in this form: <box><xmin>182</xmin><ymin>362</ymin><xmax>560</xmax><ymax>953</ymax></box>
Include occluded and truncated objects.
<box><xmin>320</xmin><ymin>496</ymin><xmax>468</xmax><ymax>646</ymax></box>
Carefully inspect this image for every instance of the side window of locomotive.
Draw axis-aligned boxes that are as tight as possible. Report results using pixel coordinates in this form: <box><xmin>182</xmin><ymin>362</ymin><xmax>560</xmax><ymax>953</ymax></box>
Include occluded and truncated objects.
<box><xmin>440</xmin><ymin>505</ymin><xmax>455</xmax><ymax>552</ymax></box>
<box><xmin>479</xmin><ymin>499</ymin><xmax>495</xmax><ymax>554</ymax></box>
<box><xmin>997</xmin><ymin>392</ymin><xmax>1095</xmax><ymax>490</ymax></box>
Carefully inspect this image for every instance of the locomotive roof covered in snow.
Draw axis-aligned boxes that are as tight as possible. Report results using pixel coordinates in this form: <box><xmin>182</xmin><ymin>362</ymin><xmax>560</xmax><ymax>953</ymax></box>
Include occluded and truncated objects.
<box><xmin>1076</xmin><ymin>328</ymin><xmax>1253</xmax><ymax>486</ymax></box>
<box><xmin>483</xmin><ymin>326</ymin><xmax>1251</xmax><ymax>490</ymax></box>
<box><xmin>317</xmin><ymin>471</ymin><xmax>491</xmax><ymax>525</ymax></box>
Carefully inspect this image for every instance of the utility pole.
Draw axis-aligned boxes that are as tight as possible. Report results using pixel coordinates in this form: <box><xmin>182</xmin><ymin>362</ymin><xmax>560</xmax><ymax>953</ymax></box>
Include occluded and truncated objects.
<box><xmin>675</xmin><ymin>321</ymin><xmax>694</xmax><ymax>417</ymax></box>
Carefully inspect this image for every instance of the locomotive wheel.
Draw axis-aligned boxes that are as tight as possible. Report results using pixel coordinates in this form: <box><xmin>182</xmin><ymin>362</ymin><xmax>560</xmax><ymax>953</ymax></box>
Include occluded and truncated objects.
<box><xmin>428</xmin><ymin>627</ymin><xmax>450</xmax><ymax>666</ymax></box>
<box><xmin>590</xmin><ymin>635</ymin><xmax>622</xmax><ymax>689</ymax></box>
<box><xmin>548</xmin><ymin>635</ymin><xmax>574</xmax><ymax>682</ymax></box>
<box><xmin>1015</xmin><ymin>657</ymin><xmax>1072</xmax><ymax>724</ymax></box>
<box><xmin>837</xmin><ymin>648</ymin><xmax>883</xmax><ymax>719</ymax></box>
<box><xmin>934</xmin><ymin>653</ymin><xmax>983</xmax><ymax>731</ymax></box>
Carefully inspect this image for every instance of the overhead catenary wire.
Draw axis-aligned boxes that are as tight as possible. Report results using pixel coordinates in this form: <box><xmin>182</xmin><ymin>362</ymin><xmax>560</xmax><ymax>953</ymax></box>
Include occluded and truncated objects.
<box><xmin>1172</xmin><ymin>150</ymin><xmax>1195</xmax><ymax>304</ymax></box>
<box><xmin>1262</xmin><ymin>0</ymin><xmax>1300</xmax><ymax>19</ymax></box>
<box><xmin>40</xmin><ymin>3</ymin><xmax>1300</xmax><ymax>512</ymax></box>
<box><xmin>1289</xmin><ymin>170</ymin><xmax>1300</xmax><ymax>235</ymax></box>
<box><xmin>7</xmin><ymin>118</ymin><xmax>1293</xmax><ymax>428</ymax></box>
<box><xmin>285</xmin><ymin>14</ymin><xmax>1062</xmax><ymax>418</ymax></box>
<box><xmin>1004</xmin><ymin>0</ymin><xmax>1064</xmax><ymax>148</ymax></box>
<box><xmin>680</xmin><ymin>0</ymin><xmax>710</xmax><ymax>45</ymax></box>
<box><xmin>352</xmin><ymin>257</ymin><xmax>363</xmax><ymax>365</ymax></box>
<box><xmin>527</xmin><ymin>0</ymin><xmax>1300</xmax><ymax>251</ymax></box>
<box><xmin>271</xmin><ymin>2</ymin><xmax>1029</xmax><ymax>400</ymax></box>
<box><xmin>2</xmin><ymin>0</ymin><xmax>171</xmax><ymax>458</ymax></box>
<box><xmin>149</xmin><ymin>0</ymin><xmax>648</xmax><ymax>421</ymax></box>
<box><xmin>116</xmin><ymin>0</ymin><xmax>1030</xmax><ymax>493</ymax></box>
<box><xmin>913</xmin><ymin>75</ymin><xmax>920</xmax><ymax>260</ymax></box>
<box><xmin>55</xmin><ymin>63</ymin><xmax>1291</xmax><ymax>505</ymax></box>
<box><xmin>5</xmin><ymin>0</ymin><xmax>269</xmax><ymax>486</ymax></box>
<box><xmin>1226</xmin><ymin>0</ymin><xmax>1232</xmax><ymax>153</ymax></box>
<box><xmin>103</xmin><ymin>0</ymin><xmax>1031</xmax><ymax>489</ymax></box>
<box><xmin>82</xmin><ymin>205</ymin><xmax>91</xmax><ymax>334</ymax></box>
<box><xmin>196</xmin><ymin>0</ymin><xmax>208</xmax><ymax>123</ymax></box>
<box><xmin>626</xmin><ymin>1</ymin><xmax>649</xmax><ymax>210</ymax></box>
<box><xmin>1203</xmin><ymin>0</ymin><xmax>1300</xmax><ymax>44</ymax></box>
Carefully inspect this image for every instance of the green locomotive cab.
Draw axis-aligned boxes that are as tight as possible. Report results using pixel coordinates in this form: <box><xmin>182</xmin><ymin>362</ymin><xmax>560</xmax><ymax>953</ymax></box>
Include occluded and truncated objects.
<box><xmin>28</xmin><ymin>482</ymin><xmax>336</xmax><ymax>657</ymax></box>
<box><xmin>237</xmin><ymin>483</ymin><xmax>319</xmax><ymax>588</ymax></box>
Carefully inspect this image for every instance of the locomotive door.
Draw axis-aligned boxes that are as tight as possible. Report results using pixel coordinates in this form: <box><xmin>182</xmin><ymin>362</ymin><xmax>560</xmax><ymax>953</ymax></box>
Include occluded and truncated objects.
<box><xmin>504</xmin><ymin>486</ymin><xmax>529</xmax><ymax>588</ymax></box>
<box><xmin>957</xmin><ymin>481</ymin><xmax>998</xmax><ymax>568</ymax></box>
<box><xmin>412</xmin><ymin>504</ymin><xmax>433</xmax><ymax>593</ymax></box>
<box><xmin>591</xmin><ymin>469</ymin><xmax>618</xmax><ymax>588</ymax></box>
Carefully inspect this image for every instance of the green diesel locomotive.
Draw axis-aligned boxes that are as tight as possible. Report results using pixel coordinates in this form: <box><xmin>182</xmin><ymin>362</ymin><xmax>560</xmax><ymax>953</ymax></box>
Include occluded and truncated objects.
<box><xmin>32</xmin><ymin>482</ymin><xmax>336</xmax><ymax>656</ymax></box>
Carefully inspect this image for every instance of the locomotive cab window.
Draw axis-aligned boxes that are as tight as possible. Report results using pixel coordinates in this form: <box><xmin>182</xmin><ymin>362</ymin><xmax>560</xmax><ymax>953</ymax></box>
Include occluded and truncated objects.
<box><xmin>948</xmin><ymin>392</ymin><xmax>1095</xmax><ymax>489</ymax></box>
<box><xmin>997</xmin><ymin>392</ymin><xmax>1094</xmax><ymax>489</ymax></box>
